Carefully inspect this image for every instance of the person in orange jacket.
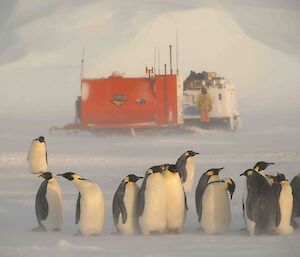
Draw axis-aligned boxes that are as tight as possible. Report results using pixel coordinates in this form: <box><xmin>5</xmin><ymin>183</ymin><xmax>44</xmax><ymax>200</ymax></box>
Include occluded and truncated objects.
<box><xmin>196</xmin><ymin>87</ymin><xmax>213</xmax><ymax>125</ymax></box>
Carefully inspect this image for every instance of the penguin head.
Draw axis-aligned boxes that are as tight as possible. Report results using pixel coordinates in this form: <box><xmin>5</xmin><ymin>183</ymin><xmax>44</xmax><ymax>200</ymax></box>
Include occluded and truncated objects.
<box><xmin>39</xmin><ymin>172</ymin><xmax>52</xmax><ymax>180</ymax></box>
<box><xmin>266</xmin><ymin>174</ymin><xmax>277</xmax><ymax>185</ymax></box>
<box><xmin>147</xmin><ymin>165</ymin><xmax>165</xmax><ymax>175</ymax></box>
<box><xmin>185</xmin><ymin>150</ymin><xmax>199</xmax><ymax>157</ymax></box>
<box><xmin>275</xmin><ymin>173</ymin><xmax>288</xmax><ymax>183</ymax></box>
<box><xmin>160</xmin><ymin>163</ymin><xmax>170</xmax><ymax>170</ymax></box>
<box><xmin>206</xmin><ymin>167</ymin><xmax>224</xmax><ymax>177</ymax></box>
<box><xmin>125</xmin><ymin>174</ymin><xmax>143</xmax><ymax>183</ymax></box>
<box><xmin>253</xmin><ymin>161</ymin><xmax>274</xmax><ymax>172</ymax></box>
<box><xmin>37</xmin><ymin>136</ymin><xmax>45</xmax><ymax>143</ymax></box>
<box><xmin>57</xmin><ymin>172</ymin><xmax>79</xmax><ymax>181</ymax></box>
<box><xmin>226</xmin><ymin>178</ymin><xmax>235</xmax><ymax>199</ymax></box>
<box><xmin>240</xmin><ymin>169</ymin><xmax>255</xmax><ymax>177</ymax></box>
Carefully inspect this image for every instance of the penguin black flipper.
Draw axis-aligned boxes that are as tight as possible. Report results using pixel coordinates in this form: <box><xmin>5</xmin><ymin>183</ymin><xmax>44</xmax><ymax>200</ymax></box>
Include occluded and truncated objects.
<box><xmin>35</xmin><ymin>180</ymin><xmax>49</xmax><ymax>224</ymax></box>
<box><xmin>176</xmin><ymin>155</ymin><xmax>187</xmax><ymax>183</ymax></box>
<box><xmin>76</xmin><ymin>193</ymin><xmax>81</xmax><ymax>224</ymax></box>
<box><xmin>272</xmin><ymin>183</ymin><xmax>282</xmax><ymax>227</ymax></box>
<box><xmin>112</xmin><ymin>182</ymin><xmax>127</xmax><ymax>225</ymax></box>
<box><xmin>184</xmin><ymin>191</ymin><xmax>188</xmax><ymax>211</ymax></box>
<box><xmin>195</xmin><ymin>175</ymin><xmax>210</xmax><ymax>222</ymax></box>
<box><xmin>137</xmin><ymin>178</ymin><xmax>147</xmax><ymax>217</ymax></box>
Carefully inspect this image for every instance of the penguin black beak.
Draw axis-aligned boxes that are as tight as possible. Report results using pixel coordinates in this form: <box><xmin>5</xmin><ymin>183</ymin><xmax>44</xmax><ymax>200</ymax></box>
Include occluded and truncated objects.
<box><xmin>56</xmin><ymin>172</ymin><xmax>74</xmax><ymax>181</ymax></box>
<box><xmin>239</xmin><ymin>173</ymin><xmax>244</xmax><ymax>177</ymax></box>
<box><xmin>216</xmin><ymin>167</ymin><xmax>224</xmax><ymax>175</ymax></box>
<box><xmin>138</xmin><ymin>176</ymin><xmax>144</xmax><ymax>180</ymax></box>
<box><xmin>267</xmin><ymin>162</ymin><xmax>275</xmax><ymax>166</ymax></box>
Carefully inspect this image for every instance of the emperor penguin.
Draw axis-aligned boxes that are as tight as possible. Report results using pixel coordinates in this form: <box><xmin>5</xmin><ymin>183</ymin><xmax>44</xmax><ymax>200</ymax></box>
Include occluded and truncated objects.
<box><xmin>112</xmin><ymin>174</ymin><xmax>143</xmax><ymax>235</ymax></box>
<box><xmin>34</xmin><ymin>172</ymin><xmax>63</xmax><ymax>231</ymax></box>
<box><xmin>240</xmin><ymin>169</ymin><xmax>276</xmax><ymax>236</ymax></box>
<box><xmin>290</xmin><ymin>173</ymin><xmax>300</xmax><ymax>227</ymax></box>
<box><xmin>272</xmin><ymin>173</ymin><xmax>294</xmax><ymax>235</ymax></box>
<box><xmin>201</xmin><ymin>177</ymin><xmax>235</xmax><ymax>234</ymax></box>
<box><xmin>58</xmin><ymin>172</ymin><xmax>105</xmax><ymax>236</ymax></box>
<box><xmin>195</xmin><ymin>167</ymin><xmax>224</xmax><ymax>223</ymax></box>
<box><xmin>137</xmin><ymin>165</ymin><xmax>167</xmax><ymax>235</ymax></box>
<box><xmin>253</xmin><ymin>161</ymin><xmax>274</xmax><ymax>184</ymax></box>
<box><xmin>162</xmin><ymin>164</ymin><xmax>188</xmax><ymax>233</ymax></box>
<box><xmin>27</xmin><ymin>136</ymin><xmax>48</xmax><ymax>174</ymax></box>
<box><xmin>176</xmin><ymin>150</ymin><xmax>199</xmax><ymax>192</ymax></box>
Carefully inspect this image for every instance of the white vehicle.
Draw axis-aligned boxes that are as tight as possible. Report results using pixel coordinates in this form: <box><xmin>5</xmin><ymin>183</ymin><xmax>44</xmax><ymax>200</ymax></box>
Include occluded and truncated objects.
<box><xmin>182</xmin><ymin>71</ymin><xmax>240</xmax><ymax>131</ymax></box>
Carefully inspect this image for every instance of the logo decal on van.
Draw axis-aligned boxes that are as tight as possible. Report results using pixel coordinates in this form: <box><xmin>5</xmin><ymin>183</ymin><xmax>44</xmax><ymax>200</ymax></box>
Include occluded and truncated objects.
<box><xmin>112</xmin><ymin>93</ymin><xmax>127</xmax><ymax>107</ymax></box>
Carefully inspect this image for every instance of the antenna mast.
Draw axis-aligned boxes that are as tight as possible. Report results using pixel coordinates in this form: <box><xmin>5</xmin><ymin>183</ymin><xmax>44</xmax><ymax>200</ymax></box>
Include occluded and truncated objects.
<box><xmin>80</xmin><ymin>46</ymin><xmax>85</xmax><ymax>89</ymax></box>
<box><xmin>154</xmin><ymin>47</ymin><xmax>157</xmax><ymax>75</ymax></box>
<box><xmin>158</xmin><ymin>48</ymin><xmax>161</xmax><ymax>75</ymax></box>
<box><xmin>176</xmin><ymin>30</ymin><xmax>179</xmax><ymax>75</ymax></box>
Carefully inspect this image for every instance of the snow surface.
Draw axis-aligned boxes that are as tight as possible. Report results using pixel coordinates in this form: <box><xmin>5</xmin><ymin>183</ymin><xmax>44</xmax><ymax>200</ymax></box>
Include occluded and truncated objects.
<box><xmin>0</xmin><ymin>119</ymin><xmax>300</xmax><ymax>257</ymax></box>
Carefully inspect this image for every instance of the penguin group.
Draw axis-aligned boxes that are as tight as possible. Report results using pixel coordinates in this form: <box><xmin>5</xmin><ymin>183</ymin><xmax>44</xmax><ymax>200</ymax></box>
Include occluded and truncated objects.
<box><xmin>240</xmin><ymin>161</ymin><xmax>298</xmax><ymax>236</ymax></box>
<box><xmin>29</xmin><ymin>136</ymin><xmax>105</xmax><ymax>235</ymax></box>
<box><xmin>28</xmin><ymin>136</ymin><xmax>300</xmax><ymax>237</ymax></box>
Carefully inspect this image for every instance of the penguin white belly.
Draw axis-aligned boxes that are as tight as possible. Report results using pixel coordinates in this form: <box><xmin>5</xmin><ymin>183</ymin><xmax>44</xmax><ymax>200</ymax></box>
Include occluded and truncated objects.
<box><xmin>201</xmin><ymin>183</ymin><xmax>230</xmax><ymax>234</ymax></box>
<box><xmin>139</xmin><ymin>173</ymin><xmax>167</xmax><ymax>235</ymax></box>
<box><xmin>163</xmin><ymin>172</ymin><xmax>186</xmax><ymax>232</ymax></box>
<box><xmin>275</xmin><ymin>183</ymin><xmax>294</xmax><ymax>235</ymax></box>
<box><xmin>117</xmin><ymin>183</ymin><xmax>139</xmax><ymax>235</ymax></box>
<box><xmin>28</xmin><ymin>142</ymin><xmax>47</xmax><ymax>174</ymax></box>
<box><xmin>243</xmin><ymin>180</ymin><xmax>256</xmax><ymax>236</ymax></box>
<box><xmin>183</xmin><ymin>157</ymin><xmax>195</xmax><ymax>192</ymax></box>
<box><xmin>79</xmin><ymin>186</ymin><xmax>105</xmax><ymax>235</ymax></box>
<box><xmin>41</xmin><ymin>181</ymin><xmax>63</xmax><ymax>231</ymax></box>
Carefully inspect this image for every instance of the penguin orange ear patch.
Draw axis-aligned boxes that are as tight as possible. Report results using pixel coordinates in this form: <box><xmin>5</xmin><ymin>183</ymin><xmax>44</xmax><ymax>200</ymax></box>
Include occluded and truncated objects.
<box><xmin>207</xmin><ymin>171</ymin><xmax>213</xmax><ymax>176</ymax></box>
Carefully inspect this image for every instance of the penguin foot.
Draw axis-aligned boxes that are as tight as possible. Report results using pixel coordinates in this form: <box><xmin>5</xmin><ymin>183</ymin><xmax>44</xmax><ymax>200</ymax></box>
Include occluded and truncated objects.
<box><xmin>167</xmin><ymin>229</ymin><xmax>182</xmax><ymax>234</ymax></box>
<box><xmin>32</xmin><ymin>226</ymin><xmax>46</xmax><ymax>232</ymax></box>
<box><xmin>74</xmin><ymin>231</ymin><xmax>83</xmax><ymax>236</ymax></box>
<box><xmin>111</xmin><ymin>231</ymin><xmax>121</xmax><ymax>235</ymax></box>
<box><xmin>266</xmin><ymin>230</ymin><xmax>278</xmax><ymax>236</ymax></box>
<box><xmin>197</xmin><ymin>227</ymin><xmax>204</xmax><ymax>232</ymax></box>
<box><xmin>149</xmin><ymin>230</ymin><xmax>166</xmax><ymax>235</ymax></box>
